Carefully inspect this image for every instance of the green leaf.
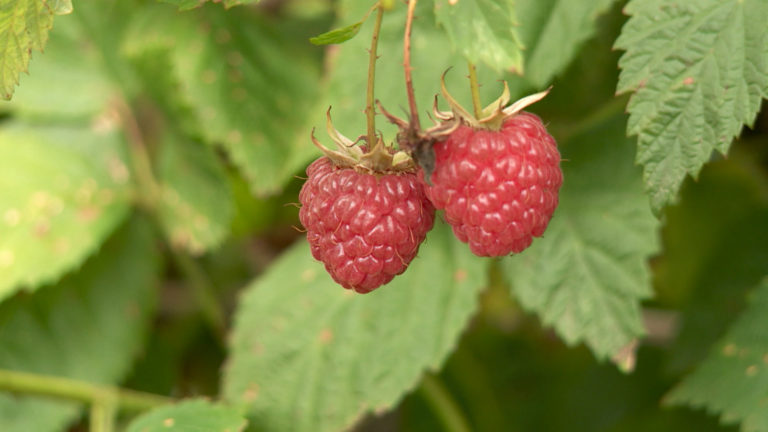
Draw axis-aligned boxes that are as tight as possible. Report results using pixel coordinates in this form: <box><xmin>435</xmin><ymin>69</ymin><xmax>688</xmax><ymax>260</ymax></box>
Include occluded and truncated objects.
<box><xmin>0</xmin><ymin>217</ymin><xmax>160</xmax><ymax>432</ymax></box>
<box><xmin>0</xmin><ymin>11</ymin><xmax>113</xmax><ymax>120</ymax></box>
<box><xmin>124</xmin><ymin>4</ymin><xmax>322</xmax><ymax>196</ymax></box>
<box><xmin>433</xmin><ymin>0</ymin><xmax>524</xmax><ymax>73</ymax></box>
<box><xmin>0</xmin><ymin>0</ymin><xmax>72</xmax><ymax>100</ymax></box>
<box><xmin>615</xmin><ymin>0</ymin><xmax>768</xmax><ymax>215</ymax></box>
<box><xmin>514</xmin><ymin>0</ymin><xmax>619</xmax><ymax>87</ymax></box>
<box><xmin>223</xmin><ymin>222</ymin><xmax>486</xmax><ymax>432</ymax></box>
<box><xmin>665</xmin><ymin>278</ymin><xmax>768</xmax><ymax>431</ymax></box>
<box><xmin>502</xmin><ymin>114</ymin><xmax>660</xmax><ymax>364</ymax></box>
<box><xmin>159</xmin><ymin>0</ymin><xmax>260</xmax><ymax>10</ymax></box>
<box><xmin>157</xmin><ymin>134</ymin><xmax>233</xmax><ymax>255</ymax></box>
<box><xmin>0</xmin><ymin>122</ymin><xmax>132</xmax><ymax>300</ymax></box>
<box><xmin>309</xmin><ymin>21</ymin><xmax>363</xmax><ymax>45</ymax></box>
<box><xmin>126</xmin><ymin>399</ymin><xmax>247</xmax><ymax>432</ymax></box>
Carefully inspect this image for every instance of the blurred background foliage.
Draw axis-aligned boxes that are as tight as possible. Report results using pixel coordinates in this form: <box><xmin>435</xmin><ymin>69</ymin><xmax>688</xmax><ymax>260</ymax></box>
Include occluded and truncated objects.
<box><xmin>0</xmin><ymin>0</ymin><xmax>767</xmax><ymax>431</ymax></box>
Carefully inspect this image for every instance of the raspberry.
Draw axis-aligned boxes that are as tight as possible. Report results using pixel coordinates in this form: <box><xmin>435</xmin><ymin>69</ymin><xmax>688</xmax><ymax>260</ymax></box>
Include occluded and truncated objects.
<box><xmin>423</xmin><ymin>112</ymin><xmax>562</xmax><ymax>257</ymax></box>
<box><xmin>299</xmin><ymin>157</ymin><xmax>435</xmax><ymax>293</ymax></box>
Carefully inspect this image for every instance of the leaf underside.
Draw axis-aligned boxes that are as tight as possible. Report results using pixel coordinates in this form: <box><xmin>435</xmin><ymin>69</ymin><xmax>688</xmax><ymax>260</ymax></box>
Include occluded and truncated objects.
<box><xmin>615</xmin><ymin>0</ymin><xmax>768</xmax><ymax>215</ymax></box>
<box><xmin>223</xmin><ymin>222</ymin><xmax>486</xmax><ymax>432</ymax></box>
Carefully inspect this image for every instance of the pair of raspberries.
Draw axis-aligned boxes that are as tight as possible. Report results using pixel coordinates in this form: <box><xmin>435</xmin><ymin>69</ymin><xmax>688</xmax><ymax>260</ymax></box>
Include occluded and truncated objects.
<box><xmin>299</xmin><ymin>108</ymin><xmax>562</xmax><ymax>293</ymax></box>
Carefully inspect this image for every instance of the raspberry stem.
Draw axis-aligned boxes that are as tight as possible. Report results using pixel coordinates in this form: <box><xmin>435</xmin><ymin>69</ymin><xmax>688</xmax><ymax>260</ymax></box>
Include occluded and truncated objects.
<box><xmin>403</xmin><ymin>0</ymin><xmax>420</xmax><ymax>130</ymax></box>
<box><xmin>467</xmin><ymin>61</ymin><xmax>482</xmax><ymax>119</ymax></box>
<box><xmin>366</xmin><ymin>4</ymin><xmax>385</xmax><ymax>150</ymax></box>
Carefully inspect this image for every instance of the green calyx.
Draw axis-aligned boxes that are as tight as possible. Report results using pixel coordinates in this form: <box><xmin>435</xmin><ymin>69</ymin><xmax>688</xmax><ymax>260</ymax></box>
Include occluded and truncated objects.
<box><xmin>311</xmin><ymin>108</ymin><xmax>415</xmax><ymax>174</ymax></box>
<box><xmin>436</xmin><ymin>70</ymin><xmax>551</xmax><ymax>131</ymax></box>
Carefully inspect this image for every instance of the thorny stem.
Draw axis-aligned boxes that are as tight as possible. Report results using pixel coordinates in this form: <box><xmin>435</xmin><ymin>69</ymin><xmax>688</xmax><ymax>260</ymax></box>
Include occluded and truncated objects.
<box><xmin>404</xmin><ymin>0</ymin><xmax>420</xmax><ymax>130</ymax></box>
<box><xmin>366</xmin><ymin>4</ymin><xmax>385</xmax><ymax>149</ymax></box>
<box><xmin>467</xmin><ymin>61</ymin><xmax>482</xmax><ymax>118</ymax></box>
<box><xmin>0</xmin><ymin>369</ymin><xmax>172</xmax><ymax>412</ymax></box>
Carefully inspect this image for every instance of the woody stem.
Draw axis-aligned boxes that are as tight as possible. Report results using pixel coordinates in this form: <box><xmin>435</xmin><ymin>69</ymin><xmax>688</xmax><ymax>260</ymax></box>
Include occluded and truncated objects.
<box><xmin>366</xmin><ymin>4</ymin><xmax>385</xmax><ymax>150</ymax></box>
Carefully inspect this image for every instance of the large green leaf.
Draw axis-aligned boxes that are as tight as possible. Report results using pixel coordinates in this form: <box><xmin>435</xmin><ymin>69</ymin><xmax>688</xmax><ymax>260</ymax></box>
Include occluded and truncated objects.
<box><xmin>126</xmin><ymin>399</ymin><xmax>247</xmax><ymax>432</ymax></box>
<box><xmin>502</xmin><ymin>114</ymin><xmax>660</xmax><ymax>364</ymax></box>
<box><xmin>157</xmin><ymin>134</ymin><xmax>233</xmax><ymax>255</ymax></box>
<box><xmin>514</xmin><ymin>0</ymin><xmax>619</xmax><ymax>88</ymax></box>
<box><xmin>0</xmin><ymin>217</ymin><xmax>160</xmax><ymax>432</ymax></box>
<box><xmin>223</xmin><ymin>222</ymin><xmax>486</xmax><ymax>432</ymax></box>
<box><xmin>123</xmin><ymin>4</ymin><xmax>322</xmax><ymax>196</ymax></box>
<box><xmin>0</xmin><ymin>123</ymin><xmax>132</xmax><ymax>300</ymax></box>
<box><xmin>0</xmin><ymin>0</ymin><xmax>72</xmax><ymax>100</ymax></box>
<box><xmin>433</xmin><ymin>0</ymin><xmax>524</xmax><ymax>73</ymax></box>
<box><xmin>666</xmin><ymin>279</ymin><xmax>768</xmax><ymax>431</ymax></box>
<box><xmin>615</xmin><ymin>0</ymin><xmax>768</xmax><ymax>214</ymax></box>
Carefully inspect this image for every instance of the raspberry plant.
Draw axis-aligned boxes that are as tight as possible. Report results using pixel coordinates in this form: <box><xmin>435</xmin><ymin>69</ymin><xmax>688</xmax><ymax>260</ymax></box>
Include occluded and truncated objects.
<box><xmin>0</xmin><ymin>0</ymin><xmax>767</xmax><ymax>431</ymax></box>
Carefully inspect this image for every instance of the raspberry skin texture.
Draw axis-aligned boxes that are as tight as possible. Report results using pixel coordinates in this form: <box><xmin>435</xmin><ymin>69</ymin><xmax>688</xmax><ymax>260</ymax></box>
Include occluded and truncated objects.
<box><xmin>423</xmin><ymin>112</ymin><xmax>562</xmax><ymax>257</ymax></box>
<box><xmin>299</xmin><ymin>157</ymin><xmax>435</xmax><ymax>293</ymax></box>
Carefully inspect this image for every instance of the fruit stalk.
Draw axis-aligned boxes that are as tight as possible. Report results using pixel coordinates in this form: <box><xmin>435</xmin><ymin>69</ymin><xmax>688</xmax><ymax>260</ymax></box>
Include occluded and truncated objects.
<box><xmin>467</xmin><ymin>61</ymin><xmax>482</xmax><ymax>118</ymax></box>
<box><xmin>365</xmin><ymin>4</ymin><xmax>385</xmax><ymax>149</ymax></box>
<box><xmin>403</xmin><ymin>0</ymin><xmax>420</xmax><ymax>129</ymax></box>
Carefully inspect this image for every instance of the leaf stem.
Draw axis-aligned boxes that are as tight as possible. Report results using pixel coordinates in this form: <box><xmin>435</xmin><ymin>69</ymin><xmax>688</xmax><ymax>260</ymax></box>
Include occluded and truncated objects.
<box><xmin>91</xmin><ymin>397</ymin><xmax>117</xmax><ymax>432</ymax></box>
<box><xmin>0</xmin><ymin>369</ymin><xmax>172</xmax><ymax>412</ymax></box>
<box><xmin>467</xmin><ymin>61</ymin><xmax>482</xmax><ymax>118</ymax></box>
<box><xmin>403</xmin><ymin>0</ymin><xmax>420</xmax><ymax>129</ymax></box>
<box><xmin>366</xmin><ymin>4</ymin><xmax>385</xmax><ymax>149</ymax></box>
<box><xmin>419</xmin><ymin>374</ymin><xmax>472</xmax><ymax>432</ymax></box>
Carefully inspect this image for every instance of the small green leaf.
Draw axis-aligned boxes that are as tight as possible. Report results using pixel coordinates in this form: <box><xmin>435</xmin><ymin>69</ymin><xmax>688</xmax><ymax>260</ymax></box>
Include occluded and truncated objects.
<box><xmin>309</xmin><ymin>21</ymin><xmax>363</xmax><ymax>45</ymax></box>
<box><xmin>666</xmin><ymin>278</ymin><xmax>768</xmax><ymax>431</ymax></box>
<box><xmin>0</xmin><ymin>217</ymin><xmax>160</xmax><ymax>432</ymax></box>
<box><xmin>0</xmin><ymin>0</ymin><xmax>72</xmax><ymax>100</ymax></box>
<box><xmin>434</xmin><ymin>0</ymin><xmax>524</xmax><ymax>73</ymax></box>
<box><xmin>157</xmin><ymin>134</ymin><xmax>233</xmax><ymax>255</ymax></box>
<box><xmin>0</xmin><ymin>123</ymin><xmax>132</xmax><ymax>300</ymax></box>
<box><xmin>502</xmin><ymin>114</ymin><xmax>660</xmax><ymax>363</ymax></box>
<box><xmin>126</xmin><ymin>399</ymin><xmax>247</xmax><ymax>432</ymax></box>
<box><xmin>615</xmin><ymin>0</ymin><xmax>768</xmax><ymax>215</ymax></box>
<box><xmin>223</xmin><ymin>222</ymin><xmax>486</xmax><ymax>432</ymax></box>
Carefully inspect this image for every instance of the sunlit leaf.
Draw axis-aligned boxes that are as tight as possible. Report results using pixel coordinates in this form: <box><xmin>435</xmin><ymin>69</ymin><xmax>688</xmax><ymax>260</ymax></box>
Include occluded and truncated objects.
<box><xmin>0</xmin><ymin>123</ymin><xmax>132</xmax><ymax>300</ymax></box>
<box><xmin>0</xmin><ymin>0</ymin><xmax>72</xmax><ymax>100</ymax></box>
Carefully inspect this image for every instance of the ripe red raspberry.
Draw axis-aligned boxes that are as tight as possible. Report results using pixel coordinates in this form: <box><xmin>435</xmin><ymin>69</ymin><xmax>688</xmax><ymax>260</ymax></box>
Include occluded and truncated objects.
<box><xmin>423</xmin><ymin>112</ymin><xmax>562</xmax><ymax>257</ymax></box>
<box><xmin>299</xmin><ymin>157</ymin><xmax>435</xmax><ymax>293</ymax></box>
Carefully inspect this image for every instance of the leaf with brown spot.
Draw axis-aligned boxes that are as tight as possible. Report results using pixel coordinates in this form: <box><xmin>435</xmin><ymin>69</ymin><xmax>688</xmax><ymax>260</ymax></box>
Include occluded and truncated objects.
<box><xmin>0</xmin><ymin>123</ymin><xmax>132</xmax><ymax>300</ymax></box>
<box><xmin>126</xmin><ymin>399</ymin><xmax>247</xmax><ymax>432</ymax></box>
